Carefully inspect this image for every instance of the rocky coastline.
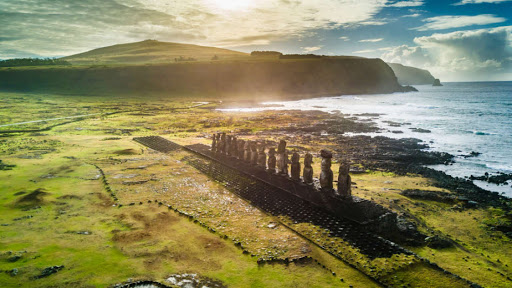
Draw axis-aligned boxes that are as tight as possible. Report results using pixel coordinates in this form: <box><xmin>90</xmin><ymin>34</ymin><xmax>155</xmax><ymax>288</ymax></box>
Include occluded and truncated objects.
<box><xmin>247</xmin><ymin>110</ymin><xmax>511</xmax><ymax>210</ymax></box>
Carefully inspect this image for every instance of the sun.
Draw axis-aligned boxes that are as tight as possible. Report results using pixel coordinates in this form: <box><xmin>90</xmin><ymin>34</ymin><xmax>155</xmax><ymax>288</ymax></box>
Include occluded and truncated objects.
<box><xmin>207</xmin><ymin>0</ymin><xmax>253</xmax><ymax>11</ymax></box>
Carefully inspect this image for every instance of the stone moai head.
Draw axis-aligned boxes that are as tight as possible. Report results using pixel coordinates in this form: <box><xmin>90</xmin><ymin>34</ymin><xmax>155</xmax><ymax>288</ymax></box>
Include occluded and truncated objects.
<box><xmin>251</xmin><ymin>142</ymin><xmax>257</xmax><ymax>151</ymax></box>
<box><xmin>290</xmin><ymin>152</ymin><xmax>301</xmax><ymax>180</ymax></box>
<box><xmin>304</xmin><ymin>153</ymin><xmax>313</xmax><ymax>167</ymax></box>
<box><xmin>268</xmin><ymin>148</ymin><xmax>276</xmax><ymax>156</ymax></box>
<box><xmin>277</xmin><ymin>140</ymin><xmax>287</xmax><ymax>153</ymax></box>
<box><xmin>221</xmin><ymin>133</ymin><xmax>226</xmax><ymax>141</ymax></box>
<box><xmin>320</xmin><ymin>149</ymin><xmax>333</xmax><ymax>170</ymax></box>
<box><xmin>319</xmin><ymin>149</ymin><xmax>333</xmax><ymax>191</ymax></box>
<box><xmin>211</xmin><ymin>134</ymin><xmax>217</xmax><ymax>149</ymax></box>
<box><xmin>244</xmin><ymin>140</ymin><xmax>251</xmax><ymax>150</ymax></box>
<box><xmin>291</xmin><ymin>152</ymin><xmax>300</xmax><ymax>163</ymax></box>
<box><xmin>216</xmin><ymin>133</ymin><xmax>221</xmax><ymax>140</ymax></box>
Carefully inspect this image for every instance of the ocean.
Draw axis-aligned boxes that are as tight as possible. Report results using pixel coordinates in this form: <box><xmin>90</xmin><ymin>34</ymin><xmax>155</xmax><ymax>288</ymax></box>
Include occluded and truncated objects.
<box><xmin>219</xmin><ymin>81</ymin><xmax>512</xmax><ymax>197</ymax></box>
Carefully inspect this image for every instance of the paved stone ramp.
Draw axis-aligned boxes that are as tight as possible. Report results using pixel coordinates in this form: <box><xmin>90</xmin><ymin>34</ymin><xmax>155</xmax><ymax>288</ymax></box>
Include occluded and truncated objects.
<box><xmin>133</xmin><ymin>136</ymin><xmax>182</xmax><ymax>153</ymax></box>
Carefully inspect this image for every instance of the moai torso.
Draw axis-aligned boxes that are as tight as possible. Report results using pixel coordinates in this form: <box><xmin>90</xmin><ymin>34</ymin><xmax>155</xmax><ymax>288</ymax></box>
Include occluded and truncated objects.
<box><xmin>250</xmin><ymin>142</ymin><xmax>258</xmax><ymax>165</ymax></box>
<box><xmin>320</xmin><ymin>149</ymin><xmax>333</xmax><ymax>191</ymax></box>
<box><xmin>257</xmin><ymin>144</ymin><xmax>267</xmax><ymax>168</ymax></box>
<box><xmin>267</xmin><ymin>148</ymin><xmax>276</xmax><ymax>172</ymax></box>
<box><xmin>211</xmin><ymin>135</ymin><xmax>217</xmax><ymax>152</ymax></box>
<box><xmin>231</xmin><ymin>137</ymin><xmax>238</xmax><ymax>157</ymax></box>
<box><xmin>219</xmin><ymin>133</ymin><xmax>226</xmax><ymax>154</ymax></box>
<box><xmin>226</xmin><ymin>135</ymin><xmax>232</xmax><ymax>156</ymax></box>
<box><xmin>282</xmin><ymin>150</ymin><xmax>289</xmax><ymax>176</ymax></box>
<box><xmin>244</xmin><ymin>141</ymin><xmax>251</xmax><ymax>162</ymax></box>
<box><xmin>215</xmin><ymin>134</ymin><xmax>221</xmax><ymax>153</ymax></box>
<box><xmin>237</xmin><ymin>140</ymin><xmax>245</xmax><ymax>159</ymax></box>
<box><xmin>337</xmin><ymin>161</ymin><xmax>351</xmax><ymax>198</ymax></box>
<box><xmin>303</xmin><ymin>153</ymin><xmax>313</xmax><ymax>184</ymax></box>
<box><xmin>290</xmin><ymin>152</ymin><xmax>301</xmax><ymax>181</ymax></box>
<box><xmin>276</xmin><ymin>140</ymin><xmax>287</xmax><ymax>175</ymax></box>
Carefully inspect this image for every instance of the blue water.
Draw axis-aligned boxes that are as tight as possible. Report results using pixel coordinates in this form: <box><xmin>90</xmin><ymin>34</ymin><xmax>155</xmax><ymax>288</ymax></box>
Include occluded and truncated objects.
<box><xmin>220</xmin><ymin>82</ymin><xmax>512</xmax><ymax>197</ymax></box>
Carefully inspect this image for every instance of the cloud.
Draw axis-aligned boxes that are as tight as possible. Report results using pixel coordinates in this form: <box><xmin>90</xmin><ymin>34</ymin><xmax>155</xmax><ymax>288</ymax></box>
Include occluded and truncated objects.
<box><xmin>387</xmin><ymin>1</ymin><xmax>424</xmax><ymax>7</ymax></box>
<box><xmin>359</xmin><ymin>38</ymin><xmax>384</xmax><ymax>42</ymax></box>
<box><xmin>301</xmin><ymin>46</ymin><xmax>323</xmax><ymax>53</ymax></box>
<box><xmin>381</xmin><ymin>26</ymin><xmax>512</xmax><ymax>81</ymax></box>
<box><xmin>402</xmin><ymin>13</ymin><xmax>421</xmax><ymax>18</ymax></box>
<box><xmin>381</xmin><ymin>45</ymin><xmax>432</xmax><ymax>65</ymax></box>
<box><xmin>353</xmin><ymin>49</ymin><xmax>377</xmax><ymax>53</ymax></box>
<box><xmin>412</xmin><ymin>14</ymin><xmax>507</xmax><ymax>31</ymax></box>
<box><xmin>0</xmin><ymin>0</ymin><xmax>390</xmax><ymax>58</ymax></box>
<box><xmin>453</xmin><ymin>0</ymin><xmax>512</xmax><ymax>5</ymax></box>
<box><xmin>339</xmin><ymin>36</ymin><xmax>350</xmax><ymax>41</ymax></box>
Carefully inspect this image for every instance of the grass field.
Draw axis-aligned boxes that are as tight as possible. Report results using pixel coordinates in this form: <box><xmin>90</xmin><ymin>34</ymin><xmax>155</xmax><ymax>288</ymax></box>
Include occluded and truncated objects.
<box><xmin>0</xmin><ymin>92</ymin><xmax>511</xmax><ymax>287</ymax></box>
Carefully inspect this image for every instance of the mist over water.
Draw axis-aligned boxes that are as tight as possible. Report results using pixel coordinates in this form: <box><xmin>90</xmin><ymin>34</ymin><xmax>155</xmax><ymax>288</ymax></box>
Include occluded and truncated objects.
<box><xmin>219</xmin><ymin>82</ymin><xmax>512</xmax><ymax>197</ymax></box>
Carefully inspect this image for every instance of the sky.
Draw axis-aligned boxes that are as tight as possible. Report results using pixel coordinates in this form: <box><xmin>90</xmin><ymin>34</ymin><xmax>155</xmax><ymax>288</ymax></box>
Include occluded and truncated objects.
<box><xmin>1</xmin><ymin>0</ymin><xmax>511</xmax><ymax>81</ymax></box>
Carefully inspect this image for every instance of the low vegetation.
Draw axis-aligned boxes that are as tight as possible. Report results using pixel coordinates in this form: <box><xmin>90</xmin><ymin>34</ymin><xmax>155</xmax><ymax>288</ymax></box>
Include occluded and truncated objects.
<box><xmin>0</xmin><ymin>92</ymin><xmax>510</xmax><ymax>287</ymax></box>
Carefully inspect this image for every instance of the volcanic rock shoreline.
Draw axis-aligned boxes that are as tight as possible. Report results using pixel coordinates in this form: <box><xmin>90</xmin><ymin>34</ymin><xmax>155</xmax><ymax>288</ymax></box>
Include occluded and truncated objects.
<box><xmin>253</xmin><ymin>110</ymin><xmax>511</xmax><ymax>210</ymax></box>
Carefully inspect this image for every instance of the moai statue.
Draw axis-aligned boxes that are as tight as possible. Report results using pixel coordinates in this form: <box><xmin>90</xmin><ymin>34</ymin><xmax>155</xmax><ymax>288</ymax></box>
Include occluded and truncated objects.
<box><xmin>215</xmin><ymin>133</ymin><xmax>221</xmax><ymax>153</ymax></box>
<box><xmin>250</xmin><ymin>142</ymin><xmax>258</xmax><ymax>165</ymax></box>
<box><xmin>211</xmin><ymin>134</ymin><xmax>217</xmax><ymax>152</ymax></box>
<box><xmin>302</xmin><ymin>153</ymin><xmax>314</xmax><ymax>184</ymax></box>
<box><xmin>237</xmin><ymin>139</ymin><xmax>245</xmax><ymax>159</ymax></box>
<box><xmin>219</xmin><ymin>133</ymin><xmax>226</xmax><ymax>154</ymax></box>
<box><xmin>231</xmin><ymin>136</ymin><xmax>238</xmax><ymax>157</ymax></box>
<box><xmin>244</xmin><ymin>141</ymin><xmax>252</xmax><ymax>162</ymax></box>
<box><xmin>319</xmin><ymin>149</ymin><xmax>333</xmax><ymax>192</ymax></box>
<box><xmin>257</xmin><ymin>143</ymin><xmax>267</xmax><ymax>168</ymax></box>
<box><xmin>337</xmin><ymin>160</ymin><xmax>352</xmax><ymax>198</ymax></box>
<box><xmin>226</xmin><ymin>135</ymin><xmax>232</xmax><ymax>156</ymax></box>
<box><xmin>290</xmin><ymin>152</ymin><xmax>301</xmax><ymax>181</ymax></box>
<box><xmin>282</xmin><ymin>150</ymin><xmax>289</xmax><ymax>176</ymax></box>
<box><xmin>267</xmin><ymin>148</ymin><xmax>276</xmax><ymax>173</ymax></box>
<box><xmin>276</xmin><ymin>140</ymin><xmax>288</xmax><ymax>175</ymax></box>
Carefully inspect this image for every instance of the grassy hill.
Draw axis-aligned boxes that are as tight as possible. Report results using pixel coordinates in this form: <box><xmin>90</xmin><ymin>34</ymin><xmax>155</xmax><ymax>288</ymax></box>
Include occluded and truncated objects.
<box><xmin>62</xmin><ymin>40</ymin><xmax>249</xmax><ymax>65</ymax></box>
<box><xmin>0</xmin><ymin>58</ymin><xmax>408</xmax><ymax>99</ymax></box>
<box><xmin>0</xmin><ymin>40</ymin><xmax>414</xmax><ymax>99</ymax></box>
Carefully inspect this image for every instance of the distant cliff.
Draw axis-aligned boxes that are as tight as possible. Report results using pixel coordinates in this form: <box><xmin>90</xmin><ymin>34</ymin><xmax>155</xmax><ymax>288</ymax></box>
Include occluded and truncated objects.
<box><xmin>387</xmin><ymin>63</ymin><xmax>436</xmax><ymax>85</ymax></box>
<box><xmin>0</xmin><ymin>58</ymin><xmax>412</xmax><ymax>99</ymax></box>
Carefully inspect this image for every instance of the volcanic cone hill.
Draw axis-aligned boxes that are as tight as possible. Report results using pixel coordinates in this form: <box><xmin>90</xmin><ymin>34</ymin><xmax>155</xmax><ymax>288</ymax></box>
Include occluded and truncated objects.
<box><xmin>0</xmin><ymin>40</ymin><xmax>413</xmax><ymax>99</ymax></box>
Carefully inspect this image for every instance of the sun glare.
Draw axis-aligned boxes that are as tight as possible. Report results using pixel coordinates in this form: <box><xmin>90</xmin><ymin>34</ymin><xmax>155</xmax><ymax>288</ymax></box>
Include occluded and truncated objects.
<box><xmin>207</xmin><ymin>0</ymin><xmax>253</xmax><ymax>11</ymax></box>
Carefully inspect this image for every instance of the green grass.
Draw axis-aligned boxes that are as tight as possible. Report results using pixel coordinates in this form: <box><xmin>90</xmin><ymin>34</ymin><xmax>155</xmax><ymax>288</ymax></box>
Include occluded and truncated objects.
<box><xmin>1</xmin><ymin>91</ymin><xmax>511</xmax><ymax>287</ymax></box>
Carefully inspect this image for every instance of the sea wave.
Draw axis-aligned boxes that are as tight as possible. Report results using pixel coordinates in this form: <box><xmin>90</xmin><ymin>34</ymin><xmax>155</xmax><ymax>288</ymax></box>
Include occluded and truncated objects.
<box><xmin>484</xmin><ymin>163</ymin><xmax>512</xmax><ymax>173</ymax></box>
<box><xmin>405</xmin><ymin>103</ymin><xmax>439</xmax><ymax>109</ymax></box>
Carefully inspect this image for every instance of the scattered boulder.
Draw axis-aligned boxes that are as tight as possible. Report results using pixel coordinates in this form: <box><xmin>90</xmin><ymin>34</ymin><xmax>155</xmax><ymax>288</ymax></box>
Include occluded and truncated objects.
<box><xmin>32</xmin><ymin>265</ymin><xmax>64</xmax><ymax>279</ymax></box>
<box><xmin>0</xmin><ymin>159</ymin><xmax>15</xmax><ymax>170</ymax></box>
<box><xmin>7</xmin><ymin>255</ymin><xmax>22</xmax><ymax>262</ymax></box>
<box><xmin>425</xmin><ymin>236</ymin><xmax>453</xmax><ymax>249</ymax></box>
<box><xmin>165</xmin><ymin>273</ymin><xmax>226</xmax><ymax>288</ymax></box>
<box><xmin>401</xmin><ymin>189</ymin><xmax>457</xmax><ymax>203</ymax></box>
<box><xmin>409</xmin><ymin>128</ymin><xmax>431</xmax><ymax>133</ymax></box>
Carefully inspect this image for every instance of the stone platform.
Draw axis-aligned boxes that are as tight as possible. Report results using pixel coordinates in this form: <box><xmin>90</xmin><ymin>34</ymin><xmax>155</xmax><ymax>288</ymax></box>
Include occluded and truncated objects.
<box><xmin>185</xmin><ymin>143</ymin><xmax>397</xmax><ymax>230</ymax></box>
<box><xmin>133</xmin><ymin>136</ymin><xmax>408</xmax><ymax>259</ymax></box>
